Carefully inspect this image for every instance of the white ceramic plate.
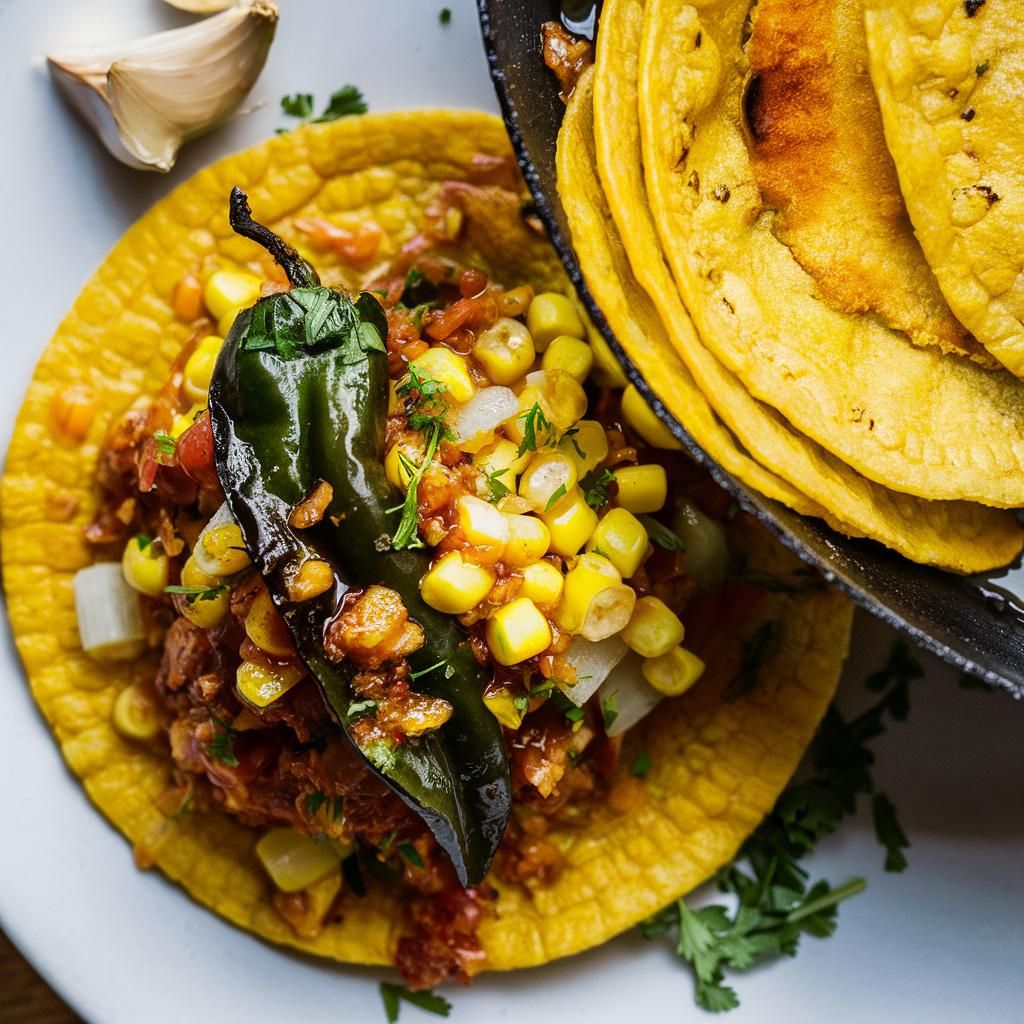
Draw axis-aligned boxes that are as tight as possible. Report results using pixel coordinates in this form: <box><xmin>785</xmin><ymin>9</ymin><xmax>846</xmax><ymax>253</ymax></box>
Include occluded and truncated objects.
<box><xmin>1</xmin><ymin>2</ymin><xmax>1023</xmax><ymax>1021</ymax></box>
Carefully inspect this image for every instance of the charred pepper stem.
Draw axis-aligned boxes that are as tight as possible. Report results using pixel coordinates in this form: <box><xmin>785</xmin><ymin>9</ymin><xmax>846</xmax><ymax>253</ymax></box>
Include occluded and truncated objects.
<box><xmin>229</xmin><ymin>185</ymin><xmax>319</xmax><ymax>289</ymax></box>
<box><xmin>209</xmin><ymin>190</ymin><xmax>511</xmax><ymax>885</ymax></box>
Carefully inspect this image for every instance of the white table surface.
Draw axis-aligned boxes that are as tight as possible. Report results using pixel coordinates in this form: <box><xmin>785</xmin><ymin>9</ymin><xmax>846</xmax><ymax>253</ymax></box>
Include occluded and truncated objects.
<box><xmin>0</xmin><ymin>2</ymin><xmax>1022</xmax><ymax>1022</ymax></box>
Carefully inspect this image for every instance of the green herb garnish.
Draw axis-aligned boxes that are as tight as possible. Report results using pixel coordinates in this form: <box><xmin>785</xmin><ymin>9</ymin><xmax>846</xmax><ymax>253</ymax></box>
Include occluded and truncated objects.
<box><xmin>581</xmin><ymin>467</ymin><xmax>616</xmax><ymax>508</ymax></box>
<box><xmin>439</xmin><ymin>7</ymin><xmax>452</xmax><ymax>24</ymax></box>
<box><xmin>517</xmin><ymin>401</ymin><xmax>555</xmax><ymax>458</ymax></box>
<box><xmin>631</xmin><ymin>750</ymin><xmax>652</xmax><ymax>777</ymax></box>
<box><xmin>380</xmin><ymin>982</ymin><xmax>451</xmax><ymax>1022</ymax></box>
<box><xmin>389</xmin><ymin>421</ymin><xmax>443</xmax><ymax>549</ymax></box>
<box><xmin>396</xmin><ymin>364</ymin><xmax>453</xmax><ymax>440</ymax></box>
<box><xmin>561</xmin><ymin>425</ymin><xmax>587</xmax><ymax>461</ymax></box>
<box><xmin>164</xmin><ymin>582</ymin><xmax>231</xmax><ymax>603</ymax></box>
<box><xmin>306</xmin><ymin>791</ymin><xmax>327</xmax><ymax>817</ymax></box>
<box><xmin>281</xmin><ymin>86</ymin><xmax>367</xmax><ymax>127</ymax></box>
<box><xmin>545</xmin><ymin>483</ymin><xmax>568</xmax><ymax>512</ymax></box>
<box><xmin>600</xmin><ymin>692</ymin><xmax>619</xmax><ymax>731</ymax></box>
<box><xmin>206</xmin><ymin>712</ymin><xmax>238</xmax><ymax>767</ymax></box>
<box><xmin>397</xmin><ymin>842</ymin><xmax>425</xmax><ymax>868</ymax></box>
<box><xmin>640</xmin><ymin>514</ymin><xmax>686</xmax><ymax>551</ymax></box>
<box><xmin>135</xmin><ymin>533</ymin><xmax>153</xmax><ymax>551</ymax></box>
<box><xmin>642</xmin><ymin>639</ymin><xmax>919</xmax><ymax>1011</ymax></box>
<box><xmin>485</xmin><ymin>467</ymin><xmax>511</xmax><ymax>503</ymax></box>
<box><xmin>154</xmin><ymin>431</ymin><xmax>177</xmax><ymax>457</ymax></box>
<box><xmin>723</xmin><ymin>620</ymin><xmax>781</xmax><ymax>700</ymax></box>
<box><xmin>344</xmin><ymin>699</ymin><xmax>379</xmax><ymax>723</ymax></box>
<box><xmin>409</xmin><ymin>658</ymin><xmax>450</xmax><ymax>681</ymax></box>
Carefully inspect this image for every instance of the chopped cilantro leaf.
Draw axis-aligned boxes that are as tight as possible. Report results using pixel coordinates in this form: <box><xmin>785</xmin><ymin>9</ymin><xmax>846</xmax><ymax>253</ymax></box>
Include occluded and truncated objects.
<box><xmin>600</xmin><ymin>692</ymin><xmax>619</xmax><ymax>731</ymax></box>
<box><xmin>396</xmin><ymin>364</ymin><xmax>453</xmax><ymax>441</ymax></box>
<box><xmin>344</xmin><ymin>699</ymin><xmax>378</xmax><ymax>723</ymax></box>
<box><xmin>153</xmin><ymin>430</ymin><xmax>177</xmax><ymax>457</ymax></box>
<box><xmin>486</xmin><ymin>467</ymin><xmax>511</xmax><ymax>503</ymax></box>
<box><xmin>164</xmin><ymin>582</ymin><xmax>230</xmax><ymax>603</ymax></box>
<box><xmin>135</xmin><ymin>533</ymin><xmax>153</xmax><ymax>551</ymax></box>
<box><xmin>306</xmin><ymin>790</ymin><xmax>327</xmax><ymax>817</ymax></box>
<box><xmin>631</xmin><ymin>750</ymin><xmax>652</xmax><ymax>777</ymax></box>
<box><xmin>312</xmin><ymin>85</ymin><xmax>368</xmax><ymax>122</ymax></box>
<box><xmin>397</xmin><ymin>842</ymin><xmax>425</xmax><ymax>868</ymax></box>
<box><xmin>380</xmin><ymin>982</ymin><xmax>451</xmax><ymax>1022</ymax></box>
<box><xmin>206</xmin><ymin>712</ymin><xmax>238</xmax><ymax>767</ymax></box>
<box><xmin>512</xmin><ymin>693</ymin><xmax>530</xmax><ymax>714</ymax></box>
<box><xmin>544</xmin><ymin>482</ymin><xmax>568</xmax><ymax>512</ymax></box>
<box><xmin>409</xmin><ymin>659</ymin><xmax>449</xmax><ymax>681</ymax></box>
<box><xmin>562</xmin><ymin>425</ymin><xmax>586</xmax><ymax>461</ymax></box>
<box><xmin>581</xmin><ymin>467</ymin><xmax>616</xmax><ymax>508</ymax></box>
<box><xmin>439</xmin><ymin>7</ymin><xmax>452</xmax><ymax>24</ymax></box>
<box><xmin>724</xmin><ymin>620</ymin><xmax>781</xmax><ymax>699</ymax></box>
<box><xmin>390</xmin><ymin>421</ymin><xmax>443</xmax><ymax>550</ymax></box>
<box><xmin>640</xmin><ymin>514</ymin><xmax>686</xmax><ymax>551</ymax></box>
<box><xmin>517</xmin><ymin>401</ymin><xmax>555</xmax><ymax>458</ymax></box>
<box><xmin>280</xmin><ymin>92</ymin><xmax>314</xmax><ymax>118</ymax></box>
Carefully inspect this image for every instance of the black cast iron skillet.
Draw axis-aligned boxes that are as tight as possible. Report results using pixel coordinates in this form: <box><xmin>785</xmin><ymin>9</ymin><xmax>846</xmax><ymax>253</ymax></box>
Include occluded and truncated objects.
<box><xmin>477</xmin><ymin>0</ymin><xmax>1024</xmax><ymax>698</ymax></box>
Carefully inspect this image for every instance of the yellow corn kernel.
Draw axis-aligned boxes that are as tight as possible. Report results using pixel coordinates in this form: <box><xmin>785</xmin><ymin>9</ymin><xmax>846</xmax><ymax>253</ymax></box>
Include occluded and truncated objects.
<box><xmin>483</xmin><ymin>688</ymin><xmax>525</xmax><ymax>730</ymax></box>
<box><xmin>121</xmin><ymin>535</ymin><xmax>170</xmax><ymax>598</ymax></box>
<box><xmin>517</xmin><ymin>451</ymin><xmax>578</xmax><ymax>512</ymax></box>
<box><xmin>542</xmin><ymin>335</ymin><xmax>594</xmax><ymax>382</ymax></box>
<box><xmin>519</xmin><ymin>560</ymin><xmax>564</xmax><ymax>606</ymax></box>
<box><xmin>473</xmin><ymin>317</ymin><xmax>537</xmax><ymax>385</ymax></box>
<box><xmin>526</xmin><ymin>292</ymin><xmax>585</xmax><ymax>350</ymax></box>
<box><xmin>586</xmin><ymin>321</ymin><xmax>630</xmax><ymax>388</ymax></box>
<box><xmin>642</xmin><ymin>645</ymin><xmax>706</xmax><ymax>696</ymax></box>
<box><xmin>528</xmin><ymin>369</ymin><xmax>588</xmax><ymax>432</ymax></box>
<box><xmin>203</xmin><ymin>269</ymin><xmax>262</xmax><ymax>321</ymax></box>
<box><xmin>177</xmin><ymin>556</ymin><xmax>230</xmax><ymax>629</ymax></box>
<box><xmin>541</xmin><ymin>487</ymin><xmax>598</xmax><ymax>557</ymax></box>
<box><xmin>486</xmin><ymin>597</ymin><xmax>552</xmax><ymax>666</ymax></box>
<box><xmin>385</xmin><ymin>434</ymin><xmax>426</xmax><ymax>490</ymax></box>
<box><xmin>473</xmin><ymin>438</ymin><xmax>531</xmax><ymax>492</ymax></box>
<box><xmin>622</xmin><ymin>596</ymin><xmax>685</xmax><ymax>658</ymax></box>
<box><xmin>182</xmin><ymin>335</ymin><xmax>224</xmax><ymax>404</ymax></box>
<box><xmin>286</xmin><ymin>559</ymin><xmax>335</xmax><ymax>602</ymax></box>
<box><xmin>587</xmin><ymin>507</ymin><xmax>649</xmax><ymax>579</ymax></box>
<box><xmin>622</xmin><ymin>384</ymin><xmax>683</xmax><ymax>450</ymax></box>
<box><xmin>245</xmin><ymin>589</ymin><xmax>296</xmax><ymax>658</ymax></box>
<box><xmin>236</xmin><ymin>659</ymin><xmax>306</xmax><ymax>709</ymax></box>
<box><xmin>195</xmin><ymin>522</ymin><xmax>251</xmax><ymax>578</ymax></box>
<box><xmin>111</xmin><ymin>682</ymin><xmax>162</xmax><ymax>742</ymax></box>
<box><xmin>613</xmin><ymin>464</ymin><xmax>668</xmax><ymax>514</ymax></box>
<box><xmin>557</xmin><ymin>552</ymin><xmax>621</xmax><ymax>633</ymax></box>
<box><xmin>171</xmin><ymin>403</ymin><xmax>206</xmax><ymax>439</ymax></box>
<box><xmin>410</xmin><ymin>347</ymin><xmax>476</xmax><ymax>404</ymax></box>
<box><xmin>500</xmin><ymin>514</ymin><xmax>547</xmax><ymax>566</ymax></box>
<box><xmin>420</xmin><ymin>551</ymin><xmax>495</xmax><ymax>614</ymax></box>
<box><xmin>255</xmin><ymin>828</ymin><xmax>341</xmax><ymax>894</ymax></box>
<box><xmin>559</xmin><ymin>419</ymin><xmax>609</xmax><ymax>476</ymax></box>
<box><xmin>51</xmin><ymin>384</ymin><xmax>96</xmax><ymax>443</ymax></box>
<box><xmin>457</xmin><ymin>495</ymin><xmax>510</xmax><ymax>553</ymax></box>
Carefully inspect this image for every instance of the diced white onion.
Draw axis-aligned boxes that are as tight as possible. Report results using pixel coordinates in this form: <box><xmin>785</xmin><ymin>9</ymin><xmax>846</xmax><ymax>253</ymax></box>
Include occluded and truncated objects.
<box><xmin>74</xmin><ymin>562</ymin><xmax>146</xmax><ymax>661</ymax></box>
<box><xmin>558</xmin><ymin>635</ymin><xmax>629</xmax><ymax>706</ymax></box>
<box><xmin>597</xmin><ymin>654</ymin><xmax>664</xmax><ymax>736</ymax></box>
<box><xmin>453</xmin><ymin>386</ymin><xmax>518</xmax><ymax>452</ymax></box>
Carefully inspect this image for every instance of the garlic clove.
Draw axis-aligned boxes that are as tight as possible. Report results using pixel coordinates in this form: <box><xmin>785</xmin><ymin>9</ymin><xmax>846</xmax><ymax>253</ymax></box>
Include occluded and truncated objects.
<box><xmin>163</xmin><ymin>0</ymin><xmax>237</xmax><ymax>12</ymax></box>
<box><xmin>47</xmin><ymin>0</ymin><xmax>278</xmax><ymax>173</ymax></box>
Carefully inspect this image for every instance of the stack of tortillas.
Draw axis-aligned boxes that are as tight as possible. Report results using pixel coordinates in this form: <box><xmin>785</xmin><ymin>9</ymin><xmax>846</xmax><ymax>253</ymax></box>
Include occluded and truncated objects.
<box><xmin>557</xmin><ymin>0</ymin><xmax>1024</xmax><ymax>573</ymax></box>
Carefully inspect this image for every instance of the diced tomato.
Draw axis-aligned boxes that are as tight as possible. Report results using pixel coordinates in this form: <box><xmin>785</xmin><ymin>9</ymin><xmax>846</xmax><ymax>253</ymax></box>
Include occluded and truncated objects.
<box><xmin>176</xmin><ymin>415</ymin><xmax>218</xmax><ymax>489</ymax></box>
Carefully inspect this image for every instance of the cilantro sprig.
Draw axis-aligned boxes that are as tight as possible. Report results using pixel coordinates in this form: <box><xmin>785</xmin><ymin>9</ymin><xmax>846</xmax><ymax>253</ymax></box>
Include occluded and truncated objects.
<box><xmin>581</xmin><ymin>466</ymin><xmax>616</xmax><ymax>508</ymax></box>
<box><xmin>396</xmin><ymin>364</ymin><xmax>454</xmax><ymax>441</ymax></box>
<box><xmin>206</xmin><ymin>712</ymin><xmax>238</xmax><ymax>767</ymax></box>
<box><xmin>643</xmin><ymin>639</ymin><xmax>920</xmax><ymax>1011</ymax></box>
<box><xmin>280</xmin><ymin>85</ymin><xmax>368</xmax><ymax>127</ymax></box>
<box><xmin>517</xmin><ymin>401</ymin><xmax>556</xmax><ymax>458</ymax></box>
<box><xmin>389</xmin><ymin>421</ymin><xmax>443</xmax><ymax>550</ymax></box>
<box><xmin>380</xmin><ymin>982</ymin><xmax>451</xmax><ymax>1022</ymax></box>
<box><xmin>164</xmin><ymin>582</ymin><xmax>231</xmax><ymax>603</ymax></box>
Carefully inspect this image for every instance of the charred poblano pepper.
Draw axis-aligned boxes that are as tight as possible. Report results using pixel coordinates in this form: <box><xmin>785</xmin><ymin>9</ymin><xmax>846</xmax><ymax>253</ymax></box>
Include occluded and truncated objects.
<box><xmin>208</xmin><ymin>188</ymin><xmax>511</xmax><ymax>885</ymax></box>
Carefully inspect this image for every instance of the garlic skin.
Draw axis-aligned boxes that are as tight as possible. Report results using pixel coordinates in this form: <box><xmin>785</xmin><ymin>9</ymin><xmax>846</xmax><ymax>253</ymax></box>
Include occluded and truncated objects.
<box><xmin>163</xmin><ymin>0</ymin><xmax>236</xmax><ymax>11</ymax></box>
<box><xmin>47</xmin><ymin>0</ymin><xmax>278</xmax><ymax>173</ymax></box>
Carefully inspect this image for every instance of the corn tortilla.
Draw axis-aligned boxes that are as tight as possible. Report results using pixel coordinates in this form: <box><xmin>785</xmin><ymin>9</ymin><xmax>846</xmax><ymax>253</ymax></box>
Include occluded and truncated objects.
<box><xmin>639</xmin><ymin>0</ymin><xmax>1024</xmax><ymax>507</ymax></box>
<box><xmin>864</xmin><ymin>0</ymin><xmax>1024</xmax><ymax>378</ymax></box>
<box><xmin>583</xmin><ymin>0</ymin><xmax>1021</xmax><ymax>573</ymax></box>
<box><xmin>1</xmin><ymin>111</ymin><xmax>851</xmax><ymax>972</ymax></box>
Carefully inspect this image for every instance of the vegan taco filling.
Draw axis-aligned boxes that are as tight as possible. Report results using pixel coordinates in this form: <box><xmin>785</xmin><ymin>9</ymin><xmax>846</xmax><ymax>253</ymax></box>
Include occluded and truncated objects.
<box><xmin>3</xmin><ymin>111</ymin><xmax>850</xmax><ymax>992</ymax></box>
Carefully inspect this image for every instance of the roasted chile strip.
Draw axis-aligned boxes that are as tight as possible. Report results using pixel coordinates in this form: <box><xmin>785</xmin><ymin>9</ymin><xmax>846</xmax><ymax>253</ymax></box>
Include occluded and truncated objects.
<box><xmin>208</xmin><ymin>188</ymin><xmax>511</xmax><ymax>885</ymax></box>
